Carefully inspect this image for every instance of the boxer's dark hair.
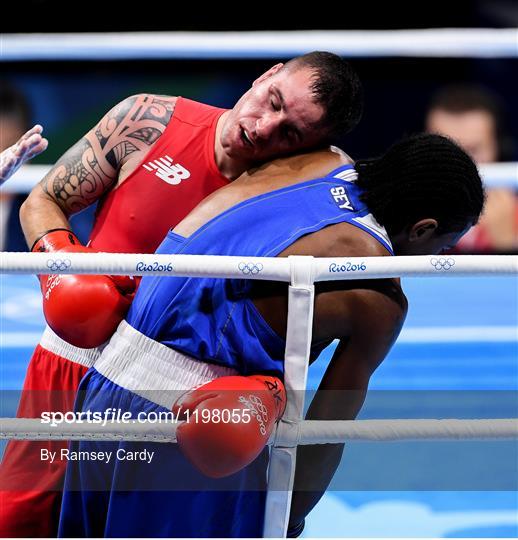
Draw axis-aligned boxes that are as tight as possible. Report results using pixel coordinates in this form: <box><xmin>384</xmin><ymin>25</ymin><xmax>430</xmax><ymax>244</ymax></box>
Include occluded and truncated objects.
<box><xmin>285</xmin><ymin>51</ymin><xmax>363</xmax><ymax>141</ymax></box>
<box><xmin>355</xmin><ymin>133</ymin><xmax>485</xmax><ymax>236</ymax></box>
<box><xmin>0</xmin><ymin>81</ymin><xmax>31</xmax><ymax>128</ymax></box>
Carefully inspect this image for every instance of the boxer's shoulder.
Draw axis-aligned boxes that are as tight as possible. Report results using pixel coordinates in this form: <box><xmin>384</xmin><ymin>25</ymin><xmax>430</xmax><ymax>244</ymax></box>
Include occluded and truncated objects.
<box><xmin>245</xmin><ymin>146</ymin><xmax>353</xmax><ymax>186</ymax></box>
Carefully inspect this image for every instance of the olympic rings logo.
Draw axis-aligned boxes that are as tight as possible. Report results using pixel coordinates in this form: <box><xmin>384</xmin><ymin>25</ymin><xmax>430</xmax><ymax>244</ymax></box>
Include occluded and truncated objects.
<box><xmin>238</xmin><ymin>261</ymin><xmax>264</xmax><ymax>275</ymax></box>
<box><xmin>248</xmin><ymin>394</ymin><xmax>269</xmax><ymax>421</ymax></box>
<box><xmin>430</xmin><ymin>257</ymin><xmax>455</xmax><ymax>270</ymax></box>
<box><xmin>46</xmin><ymin>258</ymin><xmax>71</xmax><ymax>272</ymax></box>
<box><xmin>238</xmin><ymin>394</ymin><xmax>268</xmax><ymax>436</ymax></box>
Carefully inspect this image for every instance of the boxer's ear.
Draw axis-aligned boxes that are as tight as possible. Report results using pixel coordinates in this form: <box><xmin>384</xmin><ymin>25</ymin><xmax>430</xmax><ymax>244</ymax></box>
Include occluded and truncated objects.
<box><xmin>408</xmin><ymin>219</ymin><xmax>438</xmax><ymax>242</ymax></box>
<box><xmin>252</xmin><ymin>64</ymin><xmax>284</xmax><ymax>87</ymax></box>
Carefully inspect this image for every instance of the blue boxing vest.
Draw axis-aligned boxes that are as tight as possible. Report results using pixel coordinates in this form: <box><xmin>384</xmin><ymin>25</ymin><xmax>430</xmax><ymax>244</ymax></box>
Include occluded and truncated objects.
<box><xmin>127</xmin><ymin>164</ymin><xmax>393</xmax><ymax>375</ymax></box>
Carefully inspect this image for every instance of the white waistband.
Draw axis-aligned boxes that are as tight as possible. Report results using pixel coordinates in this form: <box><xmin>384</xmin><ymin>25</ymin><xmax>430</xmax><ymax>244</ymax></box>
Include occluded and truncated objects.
<box><xmin>39</xmin><ymin>326</ymin><xmax>102</xmax><ymax>368</ymax></box>
<box><xmin>94</xmin><ymin>320</ymin><xmax>238</xmax><ymax>409</ymax></box>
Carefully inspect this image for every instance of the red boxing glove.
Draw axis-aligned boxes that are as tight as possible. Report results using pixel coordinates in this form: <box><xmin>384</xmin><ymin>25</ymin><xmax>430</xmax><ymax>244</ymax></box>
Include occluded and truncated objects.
<box><xmin>172</xmin><ymin>374</ymin><xmax>286</xmax><ymax>478</ymax></box>
<box><xmin>33</xmin><ymin>229</ymin><xmax>136</xmax><ymax>348</ymax></box>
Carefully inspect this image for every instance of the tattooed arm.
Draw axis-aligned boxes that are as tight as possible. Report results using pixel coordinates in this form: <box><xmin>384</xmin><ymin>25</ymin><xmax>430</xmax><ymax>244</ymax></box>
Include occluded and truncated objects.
<box><xmin>20</xmin><ymin>94</ymin><xmax>176</xmax><ymax>247</ymax></box>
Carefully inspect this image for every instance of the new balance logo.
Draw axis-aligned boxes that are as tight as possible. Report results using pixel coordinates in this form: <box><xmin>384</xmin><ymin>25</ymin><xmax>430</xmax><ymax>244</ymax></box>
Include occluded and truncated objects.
<box><xmin>143</xmin><ymin>155</ymin><xmax>191</xmax><ymax>185</ymax></box>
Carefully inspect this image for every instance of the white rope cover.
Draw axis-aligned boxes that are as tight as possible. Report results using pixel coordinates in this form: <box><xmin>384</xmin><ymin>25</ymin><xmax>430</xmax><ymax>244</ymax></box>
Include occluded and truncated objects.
<box><xmin>2</xmin><ymin>29</ymin><xmax>517</xmax><ymax>61</ymax></box>
<box><xmin>1</xmin><ymin>252</ymin><xmax>516</xmax><ymax>281</ymax></box>
<box><xmin>2</xmin><ymin>163</ymin><xmax>516</xmax><ymax>193</ymax></box>
<box><xmin>264</xmin><ymin>255</ymin><xmax>316</xmax><ymax>537</ymax></box>
<box><xmin>2</xmin><ymin>418</ymin><xmax>517</xmax><ymax>443</ymax></box>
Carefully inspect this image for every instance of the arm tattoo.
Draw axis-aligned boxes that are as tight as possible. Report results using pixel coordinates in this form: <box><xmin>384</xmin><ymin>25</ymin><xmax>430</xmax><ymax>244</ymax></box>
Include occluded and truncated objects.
<box><xmin>40</xmin><ymin>138</ymin><xmax>112</xmax><ymax>213</ymax></box>
<box><xmin>40</xmin><ymin>94</ymin><xmax>175</xmax><ymax>215</ymax></box>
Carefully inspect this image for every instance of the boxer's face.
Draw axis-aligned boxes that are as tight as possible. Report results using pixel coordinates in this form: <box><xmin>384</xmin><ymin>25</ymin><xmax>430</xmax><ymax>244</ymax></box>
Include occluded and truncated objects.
<box><xmin>424</xmin><ymin>226</ymin><xmax>472</xmax><ymax>255</ymax></box>
<box><xmin>393</xmin><ymin>220</ymin><xmax>472</xmax><ymax>255</ymax></box>
<box><xmin>220</xmin><ymin>64</ymin><xmax>327</xmax><ymax>163</ymax></box>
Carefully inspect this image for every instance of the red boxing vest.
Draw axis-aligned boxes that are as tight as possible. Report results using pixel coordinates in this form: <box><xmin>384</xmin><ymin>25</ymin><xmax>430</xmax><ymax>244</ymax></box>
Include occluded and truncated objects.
<box><xmin>89</xmin><ymin>97</ymin><xmax>229</xmax><ymax>253</ymax></box>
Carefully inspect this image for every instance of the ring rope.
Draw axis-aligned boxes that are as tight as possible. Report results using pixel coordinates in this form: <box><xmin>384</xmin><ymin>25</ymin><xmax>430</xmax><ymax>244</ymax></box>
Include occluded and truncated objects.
<box><xmin>1</xmin><ymin>418</ymin><xmax>516</xmax><ymax>443</ymax></box>
<box><xmin>3</xmin><ymin>162</ymin><xmax>516</xmax><ymax>193</ymax></box>
<box><xmin>0</xmin><ymin>253</ymin><xmax>516</xmax><ymax>281</ymax></box>
<box><xmin>2</xmin><ymin>29</ymin><xmax>517</xmax><ymax>60</ymax></box>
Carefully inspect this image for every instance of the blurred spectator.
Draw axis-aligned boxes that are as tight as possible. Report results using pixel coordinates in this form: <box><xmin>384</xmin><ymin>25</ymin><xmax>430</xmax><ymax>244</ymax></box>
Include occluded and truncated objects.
<box><xmin>0</xmin><ymin>82</ymin><xmax>95</xmax><ymax>250</ymax></box>
<box><xmin>0</xmin><ymin>82</ymin><xmax>35</xmax><ymax>251</ymax></box>
<box><xmin>425</xmin><ymin>85</ymin><xmax>517</xmax><ymax>253</ymax></box>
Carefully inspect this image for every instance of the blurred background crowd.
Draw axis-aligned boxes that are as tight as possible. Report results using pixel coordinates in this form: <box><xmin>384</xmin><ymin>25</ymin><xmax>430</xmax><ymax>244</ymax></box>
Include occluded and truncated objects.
<box><xmin>1</xmin><ymin>0</ymin><xmax>517</xmax><ymax>254</ymax></box>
